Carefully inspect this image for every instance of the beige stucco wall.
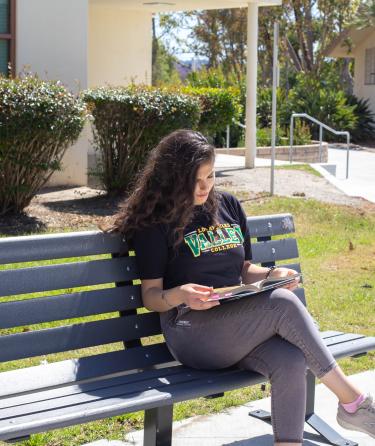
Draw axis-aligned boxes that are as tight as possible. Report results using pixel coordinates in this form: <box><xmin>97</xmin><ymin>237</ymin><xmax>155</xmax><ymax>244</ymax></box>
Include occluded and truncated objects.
<box><xmin>15</xmin><ymin>0</ymin><xmax>152</xmax><ymax>187</ymax></box>
<box><xmin>88</xmin><ymin>5</ymin><xmax>152</xmax><ymax>88</ymax></box>
<box><xmin>16</xmin><ymin>0</ymin><xmax>88</xmax><ymax>93</ymax></box>
<box><xmin>353</xmin><ymin>30</ymin><xmax>375</xmax><ymax>117</ymax></box>
<box><xmin>87</xmin><ymin>3</ymin><xmax>153</xmax><ymax>179</ymax></box>
<box><xmin>16</xmin><ymin>0</ymin><xmax>89</xmax><ymax>187</ymax></box>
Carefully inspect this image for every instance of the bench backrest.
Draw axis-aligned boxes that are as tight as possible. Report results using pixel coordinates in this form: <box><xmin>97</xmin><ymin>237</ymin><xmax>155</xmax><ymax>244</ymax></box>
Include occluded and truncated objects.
<box><xmin>0</xmin><ymin>213</ymin><xmax>303</xmax><ymax>388</ymax></box>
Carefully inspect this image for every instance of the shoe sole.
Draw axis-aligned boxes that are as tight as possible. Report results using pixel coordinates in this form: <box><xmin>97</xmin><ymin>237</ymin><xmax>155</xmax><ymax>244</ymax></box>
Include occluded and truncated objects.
<box><xmin>337</xmin><ymin>417</ymin><xmax>375</xmax><ymax>439</ymax></box>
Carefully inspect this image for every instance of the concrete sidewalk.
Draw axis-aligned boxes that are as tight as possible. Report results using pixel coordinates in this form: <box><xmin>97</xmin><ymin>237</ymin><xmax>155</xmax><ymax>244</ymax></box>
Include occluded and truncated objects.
<box><xmin>85</xmin><ymin>370</ymin><xmax>375</xmax><ymax>446</ymax></box>
<box><xmin>215</xmin><ymin>149</ymin><xmax>375</xmax><ymax>204</ymax></box>
<box><xmin>312</xmin><ymin>148</ymin><xmax>375</xmax><ymax>204</ymax></box>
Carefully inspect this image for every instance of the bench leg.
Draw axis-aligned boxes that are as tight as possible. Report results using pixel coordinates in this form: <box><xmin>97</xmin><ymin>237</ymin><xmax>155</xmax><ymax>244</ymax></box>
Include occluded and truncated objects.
<box><xmin>249</xmin><ymin>372</ymin><xmax>358</xmax><ymax>446</ymax></box>
<box><xmin>305</xmin><ymin>371</ymin><xmax>358</xmax><ymax>446</ymax></box>
<box><xmin>144</xmin><ymin>405</ymin><xmax>173</xmax><ymax>446</ymax></box>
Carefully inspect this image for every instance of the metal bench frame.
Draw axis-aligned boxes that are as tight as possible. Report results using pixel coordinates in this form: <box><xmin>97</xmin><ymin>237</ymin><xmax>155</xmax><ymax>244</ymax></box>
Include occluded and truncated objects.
<box><xmin>0</xmin><ymin>213</ymin><xmax>374</xmax><ymax>446</ymax></box>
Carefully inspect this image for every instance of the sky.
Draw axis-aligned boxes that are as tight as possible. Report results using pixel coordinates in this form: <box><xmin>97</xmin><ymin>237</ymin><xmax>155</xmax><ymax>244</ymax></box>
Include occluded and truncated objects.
<box><xmin>155</xmin><ymin>12</ymin><xmax>198</xmax><ymax>61</ymax></box>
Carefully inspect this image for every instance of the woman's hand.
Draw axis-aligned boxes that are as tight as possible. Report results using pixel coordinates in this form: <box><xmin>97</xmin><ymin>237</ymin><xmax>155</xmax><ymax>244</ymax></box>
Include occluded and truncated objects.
<box><xmin>179</xmin><ymin>283</ymin><xmax>219</xmax><ymax>310</ymax></box>
<box><xmin>269</xmin><ymin>267</ymin><xmax>300</xmax><ymax>291</ymax></box>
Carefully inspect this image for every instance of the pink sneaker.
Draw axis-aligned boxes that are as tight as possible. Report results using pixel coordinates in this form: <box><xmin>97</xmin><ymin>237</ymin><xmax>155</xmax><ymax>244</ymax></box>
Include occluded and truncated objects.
<box><xmin>336</xmin><ymin>394</ymin><xmax>375</xmax><ymax>438</ymax></box>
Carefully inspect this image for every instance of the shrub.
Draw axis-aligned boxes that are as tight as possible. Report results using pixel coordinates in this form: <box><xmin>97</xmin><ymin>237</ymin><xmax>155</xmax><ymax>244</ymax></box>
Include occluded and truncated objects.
<box><xmin>186</xmin><ymin>65</ymin><xmax>243</xmax><ymax>89</ymax></box>
<box><xmin>0</xmin><ymin>75</ymin><xmax>86</xmax><ymax>216</ymax></box>
<box><xmin>279</xmin><ymin>75</ymin><xmax>357</xmax><ymax>140</ymax></box>
<box><xmin>82</xmin><ymin>85</ymin><xmax>200</xmax><ymax>194</ymax></box>
<box><xmin>256</xmin><ymin>121</ymin><xmax>311</xmax><ymax>147</ymax></box>
<box><xmin>257</xmin><ymin>87</ymin><xmax>273</xmax><ymax>128</ymax></box>
<box><xmin>184</xmin><ymin>68</ymin><xmax>244</xmax><ymax>147</ymax></box>
<box><xmin>346</xmin><ymin>95</ymin><xmax>375</xmax><ymax>143</ymax></box>
<box><xmin>287</xmin><ymin>120</ymin><xmax>312</xmax><ymax>146</ymax></box>
<box><xmin>181</xmin><ymin>86</ymin><xmax>242</xmax><ymax>138</ymax></box>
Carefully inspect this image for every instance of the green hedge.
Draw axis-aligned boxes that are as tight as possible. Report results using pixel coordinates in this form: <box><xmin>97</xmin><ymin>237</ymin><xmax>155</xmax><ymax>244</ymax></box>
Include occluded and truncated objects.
<box><xmin>82</xmin><ymin>85</ymin><xmax>201</xmax><ymax>194</ymax></box>
<box><xmin>181</xmin><ymin>86</ymin><xmax>242</xmax><ymax>138</ymax></box>
<box><xmin>278</xmin><ymin>75</ymin><xmax>358</xmax><ymax>140</ymax></box>
<box><xmin>0</xmin><ymin>75</ymin><xmax>86</xmax><ymax>216</ymax></box>
<box><xmin>257</xmin><ymin>120</ymin><xmax>311</xmax><ymax>147</ymax></box>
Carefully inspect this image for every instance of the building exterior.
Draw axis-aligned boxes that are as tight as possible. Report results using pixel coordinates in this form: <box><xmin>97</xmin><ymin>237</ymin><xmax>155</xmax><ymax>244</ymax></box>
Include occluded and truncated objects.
<box><xmin>326</xmin><ymin>26</ymin><xmax>375</xmax><ymax>119</ymax></box>
<box><xmin>1</xmin><ymin>0</ymin><xmax>281</xmax><ymax>187</ymax></box>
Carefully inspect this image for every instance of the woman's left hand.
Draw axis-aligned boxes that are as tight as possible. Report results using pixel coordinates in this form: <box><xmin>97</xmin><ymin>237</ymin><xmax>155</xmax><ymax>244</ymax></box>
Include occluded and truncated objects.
<box><xmin>269</xmin><ymin>267</ymin><xmax>300</xmax><ymax>291</ymax></box>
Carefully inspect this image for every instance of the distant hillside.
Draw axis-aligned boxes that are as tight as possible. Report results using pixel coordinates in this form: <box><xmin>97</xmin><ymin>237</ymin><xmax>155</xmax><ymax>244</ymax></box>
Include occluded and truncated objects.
<box><xmin>174</xmin><ymin>58</ymin><xmax>208</xmax><ymax>80</ymax></box>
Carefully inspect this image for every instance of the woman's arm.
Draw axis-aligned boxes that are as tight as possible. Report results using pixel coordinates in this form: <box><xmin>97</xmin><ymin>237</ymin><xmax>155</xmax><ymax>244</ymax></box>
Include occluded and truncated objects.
<box><xmin>241</xmin><ymin>261</ymin><xmax>272</xmax><ymax>283</ymax></box>
<box><xmin>140</xmin><ymin>278</ymin><xmax>220</xmax><ymax>312</ymax></box>
<box><xmin>241</xmin><ymin>261</ymin><xmax>300</xmax><ymax>290</ymax></box>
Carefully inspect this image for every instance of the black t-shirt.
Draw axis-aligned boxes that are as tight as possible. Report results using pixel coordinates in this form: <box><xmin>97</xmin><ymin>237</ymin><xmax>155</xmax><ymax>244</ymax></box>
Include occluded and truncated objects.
<box><xmin>132</xmin><ymin>191</ymin><xmax>252</xmax><ymax>290</ymax></box>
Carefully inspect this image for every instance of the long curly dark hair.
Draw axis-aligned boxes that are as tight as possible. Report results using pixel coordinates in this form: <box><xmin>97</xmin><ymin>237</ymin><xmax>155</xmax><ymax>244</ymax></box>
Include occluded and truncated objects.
<box><xmin>108</xmin><ymin>129</ymin><xmax>220</xmax><ymax>250</ymax></box>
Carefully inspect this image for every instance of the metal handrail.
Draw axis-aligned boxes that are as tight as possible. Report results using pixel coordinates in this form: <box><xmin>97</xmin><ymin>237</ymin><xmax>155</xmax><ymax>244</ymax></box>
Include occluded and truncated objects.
<box><xmin>290</xmin><ymin>113</ymin><xmax>351</xmax><ymax>179</ymax></box>
<box><xmin>225</xmin><ymin>120</ymin><xmax>246</xmax><ymax>153</ymax></box>
<box><xmin>232</xmin><ymin>119</ymin><xmax>246</xmax><ymax>129</ymax></box>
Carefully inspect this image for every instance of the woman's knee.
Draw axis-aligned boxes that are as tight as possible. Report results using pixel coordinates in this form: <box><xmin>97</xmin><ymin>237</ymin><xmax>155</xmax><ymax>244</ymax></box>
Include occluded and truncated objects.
<box><xmin>269</xmin><ymin>288</ymin><xmax>304</xmax><ymax>314</ymax></box>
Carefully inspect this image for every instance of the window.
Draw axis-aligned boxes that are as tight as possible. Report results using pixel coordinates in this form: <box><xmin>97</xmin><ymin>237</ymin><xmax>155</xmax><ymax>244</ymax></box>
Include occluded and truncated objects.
<box><xmin>0</xmin><ymin>0</ymin><xmax>15</xmax><ymax>77</ymax></box>
<box><xmin>365</xmin><ymin>47</ymin><xmax>375</xmax><ymax>85</ymax></box>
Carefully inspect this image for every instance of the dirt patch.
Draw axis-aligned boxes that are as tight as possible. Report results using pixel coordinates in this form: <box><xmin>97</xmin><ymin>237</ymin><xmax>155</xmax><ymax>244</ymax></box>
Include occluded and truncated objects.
<box><xmin>215</xmin><ymin>166</ymin><xmax>375</xmax><ymax>211</ymax></box>
<box><xmin>0</xmin><ymin>169</ymin><xmax>374</xmax><ymax>236</ymax></box>
<box><xmin>0</xmin><ymin>187</ymin><xmax>121</xmax><ymax>235</ymax></box>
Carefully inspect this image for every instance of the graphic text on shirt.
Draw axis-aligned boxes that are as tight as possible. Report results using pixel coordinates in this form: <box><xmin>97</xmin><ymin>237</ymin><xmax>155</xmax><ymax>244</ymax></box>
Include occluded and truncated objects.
<box><xmin>184</xmin><ymin>223</ymin><xmax>244</xmax><ymax>257</ymax></box>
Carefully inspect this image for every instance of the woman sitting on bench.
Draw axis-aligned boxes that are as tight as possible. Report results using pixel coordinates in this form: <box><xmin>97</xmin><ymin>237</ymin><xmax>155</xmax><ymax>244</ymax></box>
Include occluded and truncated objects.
<box><xmin>110</xmin><ymin>129</ymin><xmax>375</xmax><ymax>445</ymax></box>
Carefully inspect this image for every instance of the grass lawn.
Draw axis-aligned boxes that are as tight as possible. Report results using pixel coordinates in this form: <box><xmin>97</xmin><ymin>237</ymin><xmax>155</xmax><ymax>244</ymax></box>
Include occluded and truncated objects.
<box><xmin>274</xmin><ymin>163</ymin><xmax>323</xmax><ymax>177</ymax></box>
<box><xmin>1</xmin><ymin>194</ymin><xmax>374</xmax><ymax>446</ymax></box>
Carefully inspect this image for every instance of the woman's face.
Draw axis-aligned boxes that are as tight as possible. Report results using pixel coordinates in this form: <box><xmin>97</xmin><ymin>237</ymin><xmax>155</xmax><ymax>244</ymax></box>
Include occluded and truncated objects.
<box><xmin>193</xmin><ymin>160</ymin><xmax>215</xmax><ymax>205</ymax></box>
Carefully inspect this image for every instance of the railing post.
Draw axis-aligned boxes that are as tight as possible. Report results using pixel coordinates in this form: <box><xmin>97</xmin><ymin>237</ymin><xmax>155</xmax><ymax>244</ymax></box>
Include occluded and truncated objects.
<box><xmin>289</xmin><ymin>115</ymin><xmax>294</xmax><ymax>163</ymax></box>
<box><xmin>346</xmin><ymin>133</ymin><xmax>350</xmax><ymax>179</ymax></box>
<box><xmin>226</xmin><ymin>125</ymin><xmax>230</xmax><ymax>153</ymax></box>
<box><xmin>270</xmin><ymin>22</ymin><xmax>279</xmax><ymax>196</ymax></box>
<box><xmin>319</xmin><ymin>125</ymin><xmax>323</xmax><ymax>163</ymax></box>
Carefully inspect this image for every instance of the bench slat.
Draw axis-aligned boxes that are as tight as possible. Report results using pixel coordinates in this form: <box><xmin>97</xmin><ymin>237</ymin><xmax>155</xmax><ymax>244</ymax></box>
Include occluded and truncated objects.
<box><xmin>320</xmin><ymin>331</ymin><xmax>345</xmax><ymax>338</ymax></box>
<box><xmin>0</xmin><ymin>231</ymin><xmax>126</xmax><ymax>265</ymax></box>
<box><xmin>0</xmin><ymin>343</ymin><xmax>175</xmax><ymax>398</ymax></box>
<box><xmin>247</xmin><ymin>214</ymin><xmax>295</xmax><ymax>238</ymax></box>
<box><xmin>4</xmin><ymin>365</ymin><xmax>204</xmax><ymax>409</ymax></box>
<box><xmin>323</xmin><ymin>333</ymin><xmax>366</xmax><ymax>346</ymax></box>
<box><xmin>1</xmin><ymin>367</ymin><xmax>223</xmax><ymax>418</ymax></box>
<box><xmin>0</xmin><ymin>214</ymin><xmax>294</xmax><ymax>265</ymax></box>
<box><xmin>292</xmin><ymin>287</ymin><xmax>306</xmax><ymax>306</ymax></box>
<box><xmin>0</xmin><ymin>286</ymin><xmax>142</xmax><ymax>329</ymax></box>
<box><xmin>251</xmin><ymin>238</ymin><xmax>299</xmax><ymax>264</ymax></box>
<box><xmin>279</xmin><ymin>262</ymin><xmax>301</xmax><ymax>272</ymax></box>
<box><xmin>0</xmin><ymin>313</ymin><xmax>161</xmax><ymax>362</ymax></box>
<box><xmin>0</xmin><ymin>368</ymin><xmax>264</xmax><ymax>442</ymax></box>
<box><xmin>1</xmin><ymin>330</ymin><xmax>374</xmax><ymax>442</ymax></box>
<box><xmin>0</xmin><ymin>257</ymin><xmax>138</xmax><ymax>298</ymax></box>
<box><xmin>329</xmin><ymin>336</ymin><xmax>375</xmax><ymax>359</ymax></box>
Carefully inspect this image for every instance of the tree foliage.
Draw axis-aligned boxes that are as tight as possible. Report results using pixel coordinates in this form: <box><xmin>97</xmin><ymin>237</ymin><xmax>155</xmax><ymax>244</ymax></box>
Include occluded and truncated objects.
<box><xmin>157</xmin><ymin>1</ymin><xmax>362</xmax><ymax>85</ymax></box>
<box><xmin>353</xmin><ymin>0</ymin><xmax>375</xmax><ymax>28</ymax></box>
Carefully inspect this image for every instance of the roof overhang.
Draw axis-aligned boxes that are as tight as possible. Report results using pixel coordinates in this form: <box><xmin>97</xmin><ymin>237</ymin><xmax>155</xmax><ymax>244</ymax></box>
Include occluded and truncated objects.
<box><xmin>90</xmin><ymin>0</ymin><xmax>282</xmax><ymax>12</ymax></box>
<box><xmin>325</xmin><ymin>26</ymin><xmax>375</xmax><ymax>58</ymax></box>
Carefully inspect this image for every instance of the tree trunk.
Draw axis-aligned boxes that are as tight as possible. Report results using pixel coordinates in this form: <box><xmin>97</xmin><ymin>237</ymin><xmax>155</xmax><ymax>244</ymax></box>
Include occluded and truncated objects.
<box><xmin>340</xmin><ymin>58</ymin><xmax>354</xmax><ymax>95</ymax></box>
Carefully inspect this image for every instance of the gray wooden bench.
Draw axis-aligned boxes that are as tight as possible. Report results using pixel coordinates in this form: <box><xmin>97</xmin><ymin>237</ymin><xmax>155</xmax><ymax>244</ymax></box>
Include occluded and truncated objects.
<box><xmin>0</xmin><ymin>213</ymin><xmax>374</xmax><ymax>446</ymax></box>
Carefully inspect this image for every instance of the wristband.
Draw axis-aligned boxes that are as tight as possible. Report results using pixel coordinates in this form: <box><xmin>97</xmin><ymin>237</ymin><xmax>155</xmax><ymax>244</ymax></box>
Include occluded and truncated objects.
<box><xmin>265</xmin><ymin>265</ymin><xmax>277</xmax><ymax>279</ymax></box>
<box><xmin>161</xmin><ymin>290</ymin><xmax>175</xmax><ymax>308</ymax></box>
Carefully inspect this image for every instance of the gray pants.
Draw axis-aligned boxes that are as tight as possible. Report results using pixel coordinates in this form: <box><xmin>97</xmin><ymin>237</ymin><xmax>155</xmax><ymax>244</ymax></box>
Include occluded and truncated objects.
<box><xmin>160</xmin><ymin>287</ymin><xmax>338</xmax><ymax>443</ymax></box>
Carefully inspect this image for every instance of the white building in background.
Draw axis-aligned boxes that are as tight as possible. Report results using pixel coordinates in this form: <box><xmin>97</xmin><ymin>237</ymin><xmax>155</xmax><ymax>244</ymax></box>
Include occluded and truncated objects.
<box><xmin>1</xmin><ymin>0</ymin><xmax>281</xmax><ymax>187</ymax></box>
<box><xmin>326</xmin><ymin>26</ymin><xmax>375</xmax><ymax>120</ymax></box>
